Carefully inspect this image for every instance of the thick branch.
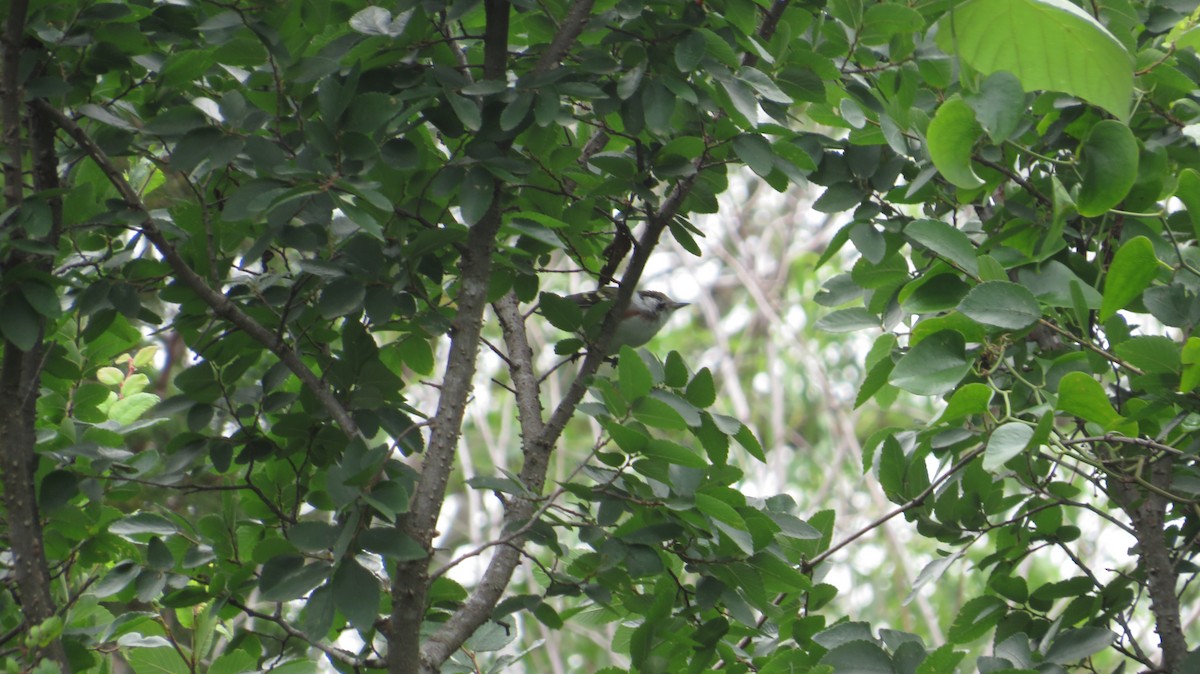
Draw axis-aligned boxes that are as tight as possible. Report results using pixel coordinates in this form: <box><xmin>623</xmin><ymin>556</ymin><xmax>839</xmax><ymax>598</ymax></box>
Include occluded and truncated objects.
<box><xmin>419</xmin><ymin>292</ymin><xmax>547</xmax><ymax>668</ymax></box>
<box><xmin>391</xmin><ymin>184</ymin><xmax>505</xmax><ymax>674</ymax></box>
<box><xmin>32</xmin><ymin>100</ymin><xmax>359</xmax><ymax>438</ymax></box>
<box><xmin>1113</xmin><ymin>456</ymin><xmax>1188</xmax><ymax>670</ymax></box>
<box><xmin>535</xmin><ymin>0</ymin><xmax>596</xmax><ymax>73</ymax></box>
<box><xmin>0</xmin><ymin>14</ymin><xmax>71</xmax><ymax>668</ymax></box>
<box><xmin>391</xmin><ymin>3</ymin><xmax>517</xmax><ymax>671</ymax></box>
<box><xmin>1</xmin><ymin>0</ymin><xmax>25</xmax><ymax>209</ymax></box>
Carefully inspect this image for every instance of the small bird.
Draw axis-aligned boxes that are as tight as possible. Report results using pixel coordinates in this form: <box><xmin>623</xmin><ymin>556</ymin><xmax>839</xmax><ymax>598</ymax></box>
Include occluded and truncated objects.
<box><xmin>566</xmin><ymin>288</ymin><xmax>689</xmax><ymax>353</ymax></box>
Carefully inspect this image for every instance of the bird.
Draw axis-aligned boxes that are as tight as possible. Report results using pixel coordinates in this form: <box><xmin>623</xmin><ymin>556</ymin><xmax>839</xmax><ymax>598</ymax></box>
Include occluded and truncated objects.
<box><xmin>565</xmin><ymin>288</ymin><xmax>689</xmax><ymax>353</ymax></box>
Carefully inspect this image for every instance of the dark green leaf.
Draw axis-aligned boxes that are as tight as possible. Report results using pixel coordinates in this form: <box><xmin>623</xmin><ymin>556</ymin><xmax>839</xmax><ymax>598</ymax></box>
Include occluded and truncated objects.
<box><xmin>0</xmin><ymin>292</ymin><xmax>39</xmax><ymax>351</ymax></box>
<box><xmin>889</xmin><ymin>331</ymin><xmax>971</xmax><ymax>396</ymax></box>
<box><xmin>966</xmin><ymin>71</ymin><xmax>1025</xmax><ymax>142</ymax></box>
<box><xmin>460</xmin><ymin>165</ymin><xmax>495</xmax><ymax>226</ymax></box>
<box><xmin>618</xmin><ymin>346</ymin><xmax>653</xmax><ymax>401</ymax></box>
<box><xmin>948</xmin><ymin>595</ymin><xmax>1007</xmax><ymax>644</ymax></box>
<box><xmin>1077</xmin><ymin>120</ymin><xmax>1139</xmax><ymax>216</ymax></box>
<box><xmin>1043</xmin><ymin>627</ymin><xmax>1115</xmax><ymax>664</ymax></box>
<box><xmin>332</xmin><ymin>559</ymin><xmax>380</xmax><ymax>631</ymax></box>
<box><xmin>259</xmin><ymin>556</ymin><xmax>331</xmax><ymax>602</ymax></box>
<box><xmin>318</xmin><ymin>277</ymin><xmax>366</xmax><ymax>320</ymax></box>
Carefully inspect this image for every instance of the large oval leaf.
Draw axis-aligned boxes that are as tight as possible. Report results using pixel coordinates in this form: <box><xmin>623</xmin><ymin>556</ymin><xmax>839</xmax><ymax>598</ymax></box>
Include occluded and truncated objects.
<box><xmin>926</xmin><ymin>98</ymin><xmax>984</xmax><ymax>189</ymax></box>
<box><xmin>958</xmin><ymin>281</ymin><xmax>1041</xmax><ymax>330</ymax></box>
<box><xmin>983</xmin><ymin>422</ymin><xmax>1034</xmax><ymax>473</ymax></box>
<box><xmin>936</xmin><ymin>0</ymin><xmax>1133</xmax><ymax>119</ymax></box>
<box><xmin>905</xmin><ymin>219</ymin><xmax>979</xmax><ymax>276</ymax></box>
<box><xmin>1077</xmin><ymin>120</ymin><xmax>1138</xmax><ymax>216</ymax></box>
<box><xmin>889</xmin><ymin>330</ymin><xmax>971</xmax><ymax>396</ymax></box>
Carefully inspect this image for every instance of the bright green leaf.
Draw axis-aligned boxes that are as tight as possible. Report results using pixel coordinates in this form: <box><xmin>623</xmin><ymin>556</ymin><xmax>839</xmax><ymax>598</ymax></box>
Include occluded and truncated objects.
<box><xmin>926</xmin><ymin>98</ymin><xmax>985</xmax><ymax>189</ymax></box>
<box><xmin>936</xmin><ymin>0</ymin><xmax>1134</xmax><ymax>119</ymax></box>
<box><xmin>1100</xmin><ymin>236</ymin><xmax>1164</xmax><ymax>321</ymax></box>
<box><xmin>1056</xmin><ymin>371</ymin><xmax>1123</xmax><ymax>429</ymax></box>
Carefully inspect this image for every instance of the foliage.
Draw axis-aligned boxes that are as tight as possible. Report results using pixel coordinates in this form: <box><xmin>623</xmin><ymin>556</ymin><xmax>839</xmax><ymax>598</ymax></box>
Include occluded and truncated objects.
<box><xmin>2</xmin><ymin>0</ymin><xmax>1200</xmax><ymax>673</ymax></box>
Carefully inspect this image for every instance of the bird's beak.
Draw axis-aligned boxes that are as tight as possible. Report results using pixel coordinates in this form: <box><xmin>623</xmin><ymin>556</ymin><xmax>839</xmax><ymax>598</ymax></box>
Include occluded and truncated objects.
<box><xmin>671</xmin><ymin>301</ymin><xmax>690</xmax><ymax>311</ymax></box>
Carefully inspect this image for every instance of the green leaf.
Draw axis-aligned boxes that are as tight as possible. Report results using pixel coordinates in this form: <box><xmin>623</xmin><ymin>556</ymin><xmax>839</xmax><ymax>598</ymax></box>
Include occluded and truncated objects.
<box><xmin>819</xmin><ymin>640</ymin><xmax>894</xmax><ymax>672</ymax></box>
<box><xmin>359</xmin><ymin>528</ymin><xmax>427</xmax><ymax>561</ymax></box>
<box><xmin>460</xmin><ymin>165</ymin><xmax>495</xmax><ymax>226</ymax></box>
<box><xmin>110</xmin><ymin>512</ymin><xmax>178</xmax><ymax>536</ymax></box>
<box><xmin>916</xmin><ymin>644</ymin><xmax>967</xmax><ymax>674</ymax></box>
<box><xmin>733</xmin><ymin>133</ymin><xmax>775</xmax><ymax>178</ymax></box>
<box><xmin>445</xmin><ymin>92</ymin><xmax>481</xmax><ymax>131</ymax></box>
<box><xmin>735</xmin><ymin>423</ymin><xmax>766</xmax><ymax>463</ymax></box>
<box><xmin>1043</xmin><ymin>627</ymin><xmax>1115</xmax><ymax>664</ymax></box>
<box><xmin>855</xmin><ymin>357</ymin><xmax>895</xmax><ymax>409</ymax></box>
<box><xmin>983</xmin><ymin>422</ymin><xmax>1034</xmax><ymax>472</ymax></box>
<box><xmin>538</xmin><ymin>292</ymin><xmax>583</xmax><ymax>333</ymax></box>
<box><xmin>685</xmin><ymin>368</ymin><xmax>717</xmax><ymax>408</ymax></box>
<box><xmin>20</xmin><ymin>281</ymin><xmax>60</xmax><ymax>318</ymax></box>
<box><xmin>675</xmin><ymin>30</ymin><xmax>706</xmax><ymax>71</ymax></box>
<box><xmin>904</xmin><ymin>219</ymin><xmax>979</xmax><ymax>276</ymax></box>
<box><xmin>633</xmin><ymin>396</ymin><xmax>687</xmax><ymax>430</ymax></box>
<box><xmin>288</xmin><ymin>522</ymin><xmax>341</xmax><ymax>552</ymax></box>
<box><xmin>1175</xmin><ymin>168</ymin><xmax>1200</xmax><ymax>240</ymax></box>
<box><xmin>618</xmin><ymin>346</ymin><xmax>653</xmax><ymax>401</ymax></box>
<box><xmin>966</xmin><ymin>71</ymin><xmax>1025</xmax><ymax>142</ymax></box>
<box><xmin>695</xmin><ymin>493</ymin><xmax>747</xmax><ymax>528</ymax></box>
<box><xmin>94</xmin><ymin>562</ymin><xmax>140</xmax><ymax>598</ymax></box>
<box><xmin>816</xmin><ymin>308</ymin><xmax>880</xmax><ymax>333</ymax></box>
<box><xmin>926</xmin><ymin>98</ymin><xmax>984</xmax><ymax>189</ymax></box>
<box><xmin>126</xmin><ymin>648</ymin><xmax>189</xmax><ymax>674</ymax></box>
<box><xmin>936</xmin><ymin>0</ymin><xmax>1133</xmax><ymax>119</ymax></box>
<box><xmin>97</xmin><ymin>366</ymin><xmax>125</xmax><ymax>386</ymax></box>
<box><xmin>108</xmin><ymin>392</ymin><xmax>161</xmax><ymax>425</ymax></box>
<box><xmin>739</xmin><ymin>66</ymin><xmax>793</xmax><ymax>104</ymax></box>
<box><xmin>642</xmin><ymin>439</ymin><xmax>707</xmax><ymax>468</ymax></box>
<box><xmin>1113</xmin><ymin>336</ymin><xmax>1181</xmax><ymax>374</ymax></box>
<box><xmin>318</xmin><ymin>278</ymin><xmax>366</xmax><ymax>320</ymax></box>
<box><xmin>1100</xmin><ymin>236</ymin><xmax>1164</xmax><ymax>321</ymax></box>
<box><xmin>948</xmin><ymin>595</ymin><xmax>1007</xmax><ymax>644</ymax></box>
<box><xmin>0</xmin><ymin>291</ymin><xmax>40</xmax><ymax>351</ymax></box>
<box><xmin>332</xmin><ymin>559</ymin><xmax>380</xmax><ymax>631</ymax></box>
<box><xmin>957</xmin><ymin>281</ymin><xmax>1041</xmax><ymax>330</ymax></box>
<box><xmin>1056</xmin><ymin>371</ymin><xmax>1123</xmax><ymax>429</ymax></box>
<box><xmin>1143</xmin><ymin>283</ymin><xmax>1200</xmax><ymax>328</ymax></box>
<box><xmin>259</xmin><ymin>556</ymin><xmax>331</xmax><ymax>601</ymax></box>
<box><xmin>889</xmin><ymin>330</ymin><xmax>972</xmax><ymax>396</ymax></box>
<box><xmin>1076</xmin><ymin>120</ymin><xmax>1138</xmax><ymax>216</ymax></box>
<box><xmin>648</xmin><ymin>390</ymin><xmax>702</xmax><ymax>426</ymax></box>
<box><xmin>861</xmin><ymin>3</ymin><xmax>925</xmax><ymax>45</ymax></box>
<box><xmin>934</xmin><ymin>383</ymin><xmax>993</xmax><ymax>424</ymax></box>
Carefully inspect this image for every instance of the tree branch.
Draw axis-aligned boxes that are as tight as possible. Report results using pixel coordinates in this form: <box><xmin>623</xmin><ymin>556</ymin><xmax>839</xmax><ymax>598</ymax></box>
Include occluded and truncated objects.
<box><xmin>1</xmin><ymin>7</ymin><xmax>71</xmax><ymax>671</ymax></box>
<box><xmin>419</xmin><ymin>292</ymin><xmax>547</xmax><ymax>668</ymax></box>
<box><xmin>535</xmin><ymin>0</ymin><xmax>596</xmax><ymax>73</ymax></box>
<box><xmin>1112</xmin><ymin>456</ymin><xmax>1188</xmax><ymax>670</ymax></box>
<box><xmin>31</xmin><ymin>99</ymin><xmax>360</xmax><ymax>438</ymax></box>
